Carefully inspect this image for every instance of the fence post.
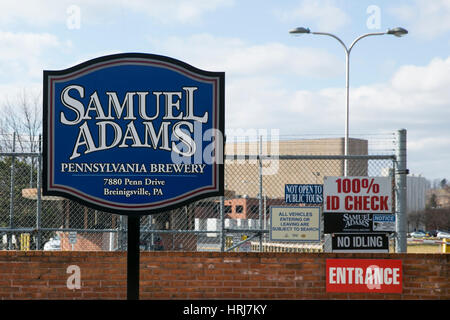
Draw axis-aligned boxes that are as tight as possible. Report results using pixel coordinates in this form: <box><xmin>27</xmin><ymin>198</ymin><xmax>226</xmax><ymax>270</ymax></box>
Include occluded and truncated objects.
<box><xmin>118</xmin><ymin>215</ymin><xmax>125</xmax><ymax>250</ymax></box>
<box><xmin>36</xmin><ymin>135</ymin><xmax>42</xmax><ymax>249</ymax></box>
<box><xmin>258</xmin><ymin>135</ymin><xmax>263</xmax><ymax>252</ymax></box>
<box><xmin>8</xmin><ymin>133</ymin><xmax>16</xmax><ymax>250</ymax></box>
<box><xmin>395</xmin><ymin>129</ymin><xmax>408</xmax><ymax>253</ymax></box>
<box><xmin>220</xmin><ymin>195</ymin><xmax>225</xmax><ymax>252</ymax></box>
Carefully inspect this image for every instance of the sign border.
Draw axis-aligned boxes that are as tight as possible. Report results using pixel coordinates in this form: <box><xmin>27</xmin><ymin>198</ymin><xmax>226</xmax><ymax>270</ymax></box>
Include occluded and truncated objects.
<box><xmin>326</xmin><ymin>258</ymin><xmax>403</xmax><ymax>293</ymax></box>
<box><xmin>284</xmin><ymin>184</ymin><xmax>323</xmax><ymax>204</ymax></box>
<box><xmin>269</xmin><ymin>206</ymin><xmax>321</xmax><ymax>242</ymax></box>
<box><xmin>324</xmin><ymin>212</ymin><xmax>396</xmax><ymax>233</ymax></box>
<box><xmin>43</xmin><ymin>52</ymin><xmax>225</xmax><ymax>215</ymax></box>
<box><xmin>331</xmin><ymin>232</ymin><xmax>390</xmax><ymax>253</ymax></box>
<box><xmin>323</xmin><ymin>176</ymin><xmax>393</xmax><ymax>214</ymax></box>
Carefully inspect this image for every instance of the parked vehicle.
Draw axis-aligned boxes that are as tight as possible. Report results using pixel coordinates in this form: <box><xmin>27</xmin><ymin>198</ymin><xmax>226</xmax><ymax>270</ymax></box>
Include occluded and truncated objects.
<box><xmin>410</xmin><ymin>231</ymin><xmax>427</xmax><ymax>238</ymax></box>
<box><xmin>436</xmin><ymin>231</ymin><xmax>450</xmax><ymax>239</ymax></box>
<box><xmin>43</xmin><ymin>236</ymin><xmax>61</xmax><ymax>251</ymax></box>
<box><xmin>427</xmin><ymin>230</ymin><xmax>438</xmax><ymax>237</ymax></box>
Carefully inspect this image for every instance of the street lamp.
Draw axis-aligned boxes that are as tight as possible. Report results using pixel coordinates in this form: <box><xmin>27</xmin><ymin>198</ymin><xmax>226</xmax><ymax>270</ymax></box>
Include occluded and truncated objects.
<box><xmin>289</xmin><ymin>26</ymin><xmax>408</xmax><ymax>176</ymax></box>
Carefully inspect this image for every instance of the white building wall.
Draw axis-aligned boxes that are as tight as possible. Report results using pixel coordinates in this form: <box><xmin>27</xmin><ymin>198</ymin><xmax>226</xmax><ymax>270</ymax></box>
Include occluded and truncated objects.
<box><xmin>381</xmin><ymin>168</ymin><xmax>429</xmax><ymax>213</ymax></box>
<box><xmin>406</xmin><ymin>175</ymin><xmax>430</xmax><ymax>213</ymax></box>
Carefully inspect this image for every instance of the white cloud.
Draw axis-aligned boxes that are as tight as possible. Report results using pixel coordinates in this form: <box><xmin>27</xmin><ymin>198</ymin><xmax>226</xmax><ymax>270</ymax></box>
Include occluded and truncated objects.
<box><xmin>408</xmin><ymin>137</ymin><xmax>450</xmax><ymax>152</ymax></box>
<box><xmin>389</xmin><ymin>0</ymin><xmax>450</xmax><ymax>39</ymax></box>
<box><xmin>344</xmin><ymin>56</ymin><xmax>450</xmax><ymax>131</ymax></box>
<box><xmin>226</xmin><ymin>76</ymin><xmax>290</xmax><ymax>129</ymax></box>
<box><xmin>122</xmin><ymin>0</ymin><xmax>234</xmax><ymax>24</ymax></box>
<box><xmin>0</xmin><ymin>1</ymin><xmax>65</xmax><ymax>26</ymax></box>
<box><xmin>147</xmin><ymin>33</ymin><xmax>345</xmax><ymax>131</ymax></box>
<box><xmin>278</xmin><ymin>0</ymin><xmax>350</xmax><ymax>31</ymax></box>
<box><xmin>391</xmin><ymin>57</ymin><xmax>450</xmax><ymax>98</ymax></box>
<box><xmin>0</xmin><ymin>31</ymin><xmax>71</xmax><ymax>82</ymax></box>
<box><xmin>148</xmin><ymin>33</ymin><xmax>341</xmax><ymax>78</ymax></box>
<box><xmin>0</xmin><ymin>31</ymin><xmax>61</xmax><ymax>59</ymax></box>
<box><xmin>0</xmin><ymin>83</ymin><xmax>42</xmax><ymax>102</ymax></box>
<box><xmin>265</xmin><ymin>56</ymin><xmax>450</xmax><ymax>132</ymax></box>
<box><xmin>0</xmin><ymin>0</ymin><xmax>234</xmax><ymax>26</ymax></box>
<box><xmin>284</xmin><ymin>57</ymin><xmax>450</xmax><ymax>134</ymax></box>
<box><xmin>223</xmin><ymin>54</ymin><xmax>450</xmax><ymax>179</ymax></box>
<box><xmin>147</xmin><ymin>34</ymin><xmax>450</xmax><ymax>157</ymax></box>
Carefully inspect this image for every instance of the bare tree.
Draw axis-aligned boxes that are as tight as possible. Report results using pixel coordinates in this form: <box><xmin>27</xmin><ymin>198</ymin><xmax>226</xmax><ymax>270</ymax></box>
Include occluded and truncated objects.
<box><xmin>426</xmin><ymin>193</ymin><xmax>438</xmax><ymax>209</ymax></box>
<box><xmin>424</xmin><ymin>208</ymin><xmax>450</xmax><ymax>232</ymax></box>
<box><xmin>0</xmin><ymin>89</ymin><xmax>42</xmax><ymax>189</ymax></box>
<box><xmin>407</xmin><ymin>210</ymin><xmax>425</xmax><ymax>231</ymax></box>
<box><xmin>0</xmin><ymin>89</ymin><xmax>42</xmax><ymax>153</ymax></box>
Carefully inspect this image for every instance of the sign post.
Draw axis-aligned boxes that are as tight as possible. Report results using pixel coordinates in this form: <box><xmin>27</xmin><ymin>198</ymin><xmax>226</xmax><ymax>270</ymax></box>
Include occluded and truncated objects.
<box><xmin>68</xmin><ymin>231</ymin><xmax>77</xmax><ymax>251</ymax></box>
<box><xmin>127</xmin><ymin>215</ymin><xmax>140</xmax><ymax>300</ymax></box>
<box><xmin>43</xmin><ymin>53</ymin><xmax>225</xmax><ymax>299</ymax></box>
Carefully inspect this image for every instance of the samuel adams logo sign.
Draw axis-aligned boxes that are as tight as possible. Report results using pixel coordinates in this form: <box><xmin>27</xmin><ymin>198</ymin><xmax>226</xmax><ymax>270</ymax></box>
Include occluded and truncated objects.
<box><xmin>43</xmin><ymin>53</ymin><xmax>224</xmax><ymax>214</ymax></box>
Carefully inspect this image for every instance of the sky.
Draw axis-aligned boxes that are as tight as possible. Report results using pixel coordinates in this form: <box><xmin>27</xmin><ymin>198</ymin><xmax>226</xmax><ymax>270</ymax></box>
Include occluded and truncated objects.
<box><xmin>0</xmin><ymin>0</ymin><xmax>449</xmax><ymax>182</ymax></box>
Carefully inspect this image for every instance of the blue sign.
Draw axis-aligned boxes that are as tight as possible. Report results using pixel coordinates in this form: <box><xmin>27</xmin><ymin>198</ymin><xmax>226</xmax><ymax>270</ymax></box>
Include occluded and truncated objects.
<box><xmin>285</xmin><ymin>184</ymin><xmax>323</xmax><ymax>204</ymax></box>
<box><xmin>43</xmin><ymin>53</ymin><xmax>224</xmax><ymax>214</ymax></box>
<box><xmin>373</xmin><ymin>214</ymin><xmax>395</xmax><ymax>232</ymax></box>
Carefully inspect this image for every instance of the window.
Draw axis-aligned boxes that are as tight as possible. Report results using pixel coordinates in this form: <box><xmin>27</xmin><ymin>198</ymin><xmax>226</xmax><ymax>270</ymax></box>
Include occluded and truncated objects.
<box><xmin>236</xmin><ymin>205</ymin><xmax>243</xmax><ymax>213</ymax></box>
<box><xmin>249</xmin><ymin>205</ymin><xmax>258</xmax><ymax>214</ymax></box>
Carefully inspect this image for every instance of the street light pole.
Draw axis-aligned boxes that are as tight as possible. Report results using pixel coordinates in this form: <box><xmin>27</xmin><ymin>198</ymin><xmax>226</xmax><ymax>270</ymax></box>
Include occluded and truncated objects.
<box><xmin>314</xmin><ymin>31</ymin><xmax>387</xmax><ymax>176</ymax></box>
<box><xmin>289</xmin><ymin>27</ymin><xmax>407</xmax><ymax>176</ymax></box>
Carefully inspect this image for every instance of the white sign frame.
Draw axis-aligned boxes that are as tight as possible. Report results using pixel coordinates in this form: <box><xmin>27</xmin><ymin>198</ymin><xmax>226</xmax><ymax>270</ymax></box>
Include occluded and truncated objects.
<box><xmin>68</xmin><ymin>232</ymin><xmax>77</xmax><ymax>245</ymax></box>
<box><xmin>323</xmin><ymin>176</ymin><xmax>392</xmax><ymax>213</ymax></box>
<box><xmin>270</xmin><ymin>206</ymin><xmax>321</xmax><ymax>242</ymax></box>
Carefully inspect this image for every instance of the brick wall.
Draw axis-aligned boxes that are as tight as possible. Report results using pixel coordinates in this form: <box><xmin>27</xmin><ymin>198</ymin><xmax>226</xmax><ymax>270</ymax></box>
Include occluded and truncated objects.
<box><xmin>0</xmin><ymin>251</ymin><xmax>447</xmax><ymax>300</ymax></box>
<box><xmin>58</xmin><ymin>232</ymin><xmax>113</xmax><ymax>251</ymax></box>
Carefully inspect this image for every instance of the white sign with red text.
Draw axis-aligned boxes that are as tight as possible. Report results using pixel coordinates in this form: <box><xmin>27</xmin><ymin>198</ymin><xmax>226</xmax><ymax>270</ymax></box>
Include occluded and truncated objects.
<box><xmin>323</xmin><ymin>176</ymin><xmax>392</xmax><ymax>213</ymax></box>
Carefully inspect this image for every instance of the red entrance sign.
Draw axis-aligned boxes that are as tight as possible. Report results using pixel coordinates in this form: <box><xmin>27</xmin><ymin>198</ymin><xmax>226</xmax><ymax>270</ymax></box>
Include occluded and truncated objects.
<box><xmin>326</xmin><ymin>259</ymin><xmax>402</xmax><ymax>293</ymax></box>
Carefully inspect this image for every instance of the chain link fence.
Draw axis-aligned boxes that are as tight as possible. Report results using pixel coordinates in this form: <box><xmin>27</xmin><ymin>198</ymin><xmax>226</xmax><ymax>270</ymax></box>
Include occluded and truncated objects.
<box><xmin>0</xmin><ymin>132</ymin><xmax>400</xmax><ymax>252</ymax></box>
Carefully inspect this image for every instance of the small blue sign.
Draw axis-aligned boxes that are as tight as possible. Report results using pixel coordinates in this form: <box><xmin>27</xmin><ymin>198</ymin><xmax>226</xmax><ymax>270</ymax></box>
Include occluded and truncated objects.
<box><xmin>285</xmin><ymin>184</ymin><xmax>323</xmax><ymax>204</ymax></box>
<box><xmin>43</xmin><ymin>53</ymin><xmax>224</xmax><ymax>215</ymax></box>
<box><xmin>373</xmin><ymin>214</ymin><xmax>395</xmax><ymax>231</ymax></box>
<box><xmin>373</xmin><ymin>214</ymin><xmax>395</xmax><ymax>223</ymax></box>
